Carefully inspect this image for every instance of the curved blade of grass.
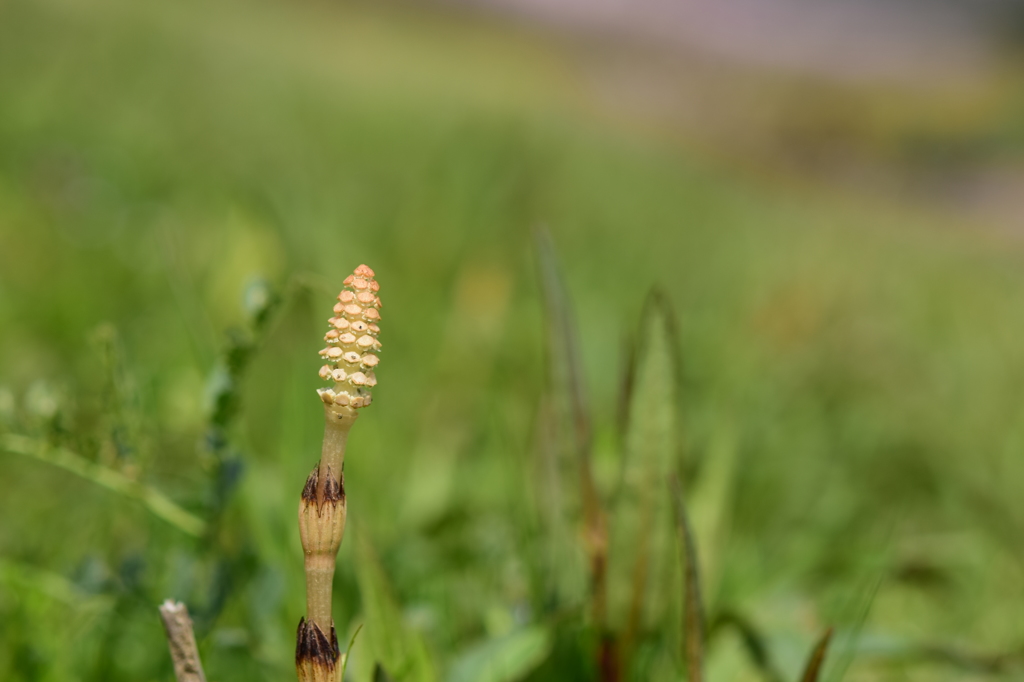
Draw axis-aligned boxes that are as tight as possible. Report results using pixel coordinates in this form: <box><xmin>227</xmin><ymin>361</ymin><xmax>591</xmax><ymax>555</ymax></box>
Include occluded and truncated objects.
<box><xmin>534</xmin><ymin>228</ymin><xmax>592</xmax><ymax>465</ymax></box>
<box><xmin>340</xmin><ymin>623</ymin><xmax>364</xmax><ymax>682</ymax></box>
<box><xmin>672</xmin><ymin>476</ymin><xmax>705</xmax><ymax>682</ymax></box>
<box><xmin>708</xmin><ymin>610</ymin><xmax>785</xmax><ymax>682</ymax></box>
<box><xmin>607</xmin><ymin>291</ymin><xmax>683</xmax><ymax>648</ymax></box>
<box><xmin>800</xmin><ymin>628</ymin><xmax>834</xmax><ymax>682</ymax></box>
<box><xmin>0</xmin><ymin>433</ymin><xmax>206</xmax><ymax>536</ymax></box>
<box><xmin>354</xmin><ymin>532</ymin><xmax>437</xmax><ymax>682</ymax></box>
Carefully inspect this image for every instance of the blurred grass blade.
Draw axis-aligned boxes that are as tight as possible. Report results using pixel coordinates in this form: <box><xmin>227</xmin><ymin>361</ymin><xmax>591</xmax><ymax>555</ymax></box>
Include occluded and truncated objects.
<box><xmin>614</xmin><ymin>330</ymin><xmax>637</xmax><ymax>437</ymax></box>
<box><xmin>447</xmin><ymin>626</ymin><xmax>553</xmax><ymax>682</ymax></box>
<box><xmin>860</xmin><ymin>635</ymin><xmax>1024</xmax><ymax>673</ymax></box>
<box><xmin>534</xmin><ymin>228</ymin><xmax>606</xmax><ymax>620</ymax></box>
<box><xmin>607</xmin><ymin>291</ymin><xmax>683</xmax><ymax>648</ymax></box>
<box><xmin>915</xmin><ymin>641</ymin><xmax>1024</xmax><ymax>674</ymax></box>
<box><xmin>92</xmin><ymin>323</ymin><xmax>148</xmax><ymax>471</ymax></box>
<box><xmin>616</xmin><ymin>290</ymin><xmax>683</xmax><ymax>441</ymax></box>
<box><xmin>686</xmin><ymin>423</ymin><xmax>738</xmax><ymax>602</ymax></box>
<box><xmin>534</xmin><ymin>228</ymin><xmax>591</xmax><ymax>462</ymax></box>
<box><xmin>800</xmin><ymin>628</ymin><xmax>834</xmax><ymax>682</ymax></box>
<box><xmin>354</xmin><ymin>532</ymin><xmax>437</xmax><ymax>682</ymax></box>
<box><xmin>709</xmin><ymin>610</ymin><xmax>784</xmax><ymax>682</ymax></box>
<box><xmin>0</xmin><ymin>433</ymin><xmax>206</xmax><ymax>537</ymax></box>
<box><xmin>672</xmin><ymin>476</ymin><xmax>704</xmax><ymax>682</ymax></box>
<box><xmin>826</xmin><ymin>573</ymin><xmax>883</xmax><ymax>682</ymax></box>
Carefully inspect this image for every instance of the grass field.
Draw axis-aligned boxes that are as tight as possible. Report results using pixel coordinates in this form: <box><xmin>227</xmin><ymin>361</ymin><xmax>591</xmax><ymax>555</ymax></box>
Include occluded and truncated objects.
<box><xmin>2</xmin><ymin>0</ymin><xmax>1024</xmax><ymax>680</ymax></box>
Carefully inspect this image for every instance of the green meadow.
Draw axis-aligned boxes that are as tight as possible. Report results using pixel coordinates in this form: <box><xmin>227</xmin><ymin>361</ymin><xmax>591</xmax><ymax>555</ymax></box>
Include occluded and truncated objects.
<box><xmin>2</xmin><ymin>0</ymin><xmax>1024</xmax><ymax>680</ymax></box>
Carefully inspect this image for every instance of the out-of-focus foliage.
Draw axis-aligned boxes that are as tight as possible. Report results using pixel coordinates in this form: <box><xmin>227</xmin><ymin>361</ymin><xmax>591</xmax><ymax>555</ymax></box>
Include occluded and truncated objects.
<box><xmin>2</xmin><ymin>0</ymin><xmax>1024</xmax><ymax>680</ymax></box>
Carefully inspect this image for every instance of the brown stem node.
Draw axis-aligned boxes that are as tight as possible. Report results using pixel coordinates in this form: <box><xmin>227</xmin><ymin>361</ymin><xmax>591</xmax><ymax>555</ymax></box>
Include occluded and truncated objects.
<box><xmin>296</xmin><ymin>617</ymin><xmax>340</xmax><ymax>682</ymax></box>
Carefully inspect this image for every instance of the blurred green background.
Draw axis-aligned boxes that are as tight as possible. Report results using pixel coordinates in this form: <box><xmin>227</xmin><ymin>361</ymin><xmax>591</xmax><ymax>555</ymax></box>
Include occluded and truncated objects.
<box><xmin>3</xmin><ymin>0</ymin><xmax>1024</xmax><ymax>680</ymax></box>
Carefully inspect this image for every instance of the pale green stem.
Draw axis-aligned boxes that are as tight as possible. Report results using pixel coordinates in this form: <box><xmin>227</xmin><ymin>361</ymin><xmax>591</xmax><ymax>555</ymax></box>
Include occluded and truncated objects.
<box><xmin>305</xmin><ymin>554</ymin><xmax>336</xmax><ymax>630</ymax></box>
<box><xmin>303</xmin><ymin>404</ymin><xmax>357</xmax><ymax>633</ymax></box>
<box><xmin>316</xmin><ymin>405</ymin><xmax>356</xmax><ymax>503</ymax></box>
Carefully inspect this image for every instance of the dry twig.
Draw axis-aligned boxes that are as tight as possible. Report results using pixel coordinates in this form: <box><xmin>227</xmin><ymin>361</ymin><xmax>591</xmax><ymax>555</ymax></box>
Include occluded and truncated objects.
<box><xmin>158</xmin><ymin>600</ymin><xmax>207</xmax><ymax>682</ymax></box>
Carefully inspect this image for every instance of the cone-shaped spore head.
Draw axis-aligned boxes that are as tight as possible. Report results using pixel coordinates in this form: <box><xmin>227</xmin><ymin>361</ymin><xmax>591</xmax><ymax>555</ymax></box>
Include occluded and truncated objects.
<box><xmin>317</xmin><ymin>264</ymin><xmax>381</xmax><ymax>414</ymax></box>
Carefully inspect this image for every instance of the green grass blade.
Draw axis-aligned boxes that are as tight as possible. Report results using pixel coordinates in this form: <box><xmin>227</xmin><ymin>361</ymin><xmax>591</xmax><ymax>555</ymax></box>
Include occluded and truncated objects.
<box><xmin>0</xmin><ymin>433</ymin><xmax>206</xmax><ymax>537</ymax></box>
<box><xmin>825</xmin><ymin>573</ymin><xmax>883</xmax><ymax>682</ymax></box>
<box><xmin>708</xmin><ymin>610</ymin><xmax>785</xmax><ymax>682</ymax></box>
<box><xmin>340</xmin><ymin>623</ymin><xmax>364</xmax><ymax>682</ymax></box>
<box><xmin>799</xmin><ymin>628</ymin><xmax>834</xmax><ymax>682</ymax></box>
<box><xmin>534</xmin><ymin>228</ymin><xmax>592</xmax><ymax>460</ymax></box>
<box><xmin>672</xmin><ymin>476</ymin><xmax>705</xmax><ymax>682</ymax></box>
<box><xmin>534</xmin><ymin>228</ymin><xmax>606</xmax><ymax>620</ymax></box>
<box><xmin>686</xmin><ymin>423</ymin><xmax>738</xmax><ymax>604</ymax></box>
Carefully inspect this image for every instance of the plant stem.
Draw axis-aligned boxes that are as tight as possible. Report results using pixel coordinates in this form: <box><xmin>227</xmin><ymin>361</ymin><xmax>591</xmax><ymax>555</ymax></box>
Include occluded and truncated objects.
<box><xmin>317</xmin><ymin>405</ymin><xmax>356</xmax><ymax>503</ymax></box>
